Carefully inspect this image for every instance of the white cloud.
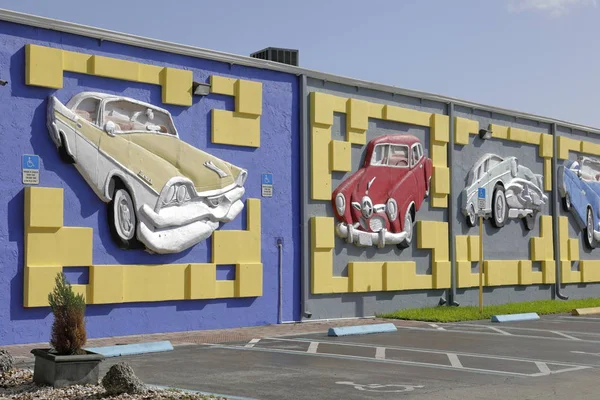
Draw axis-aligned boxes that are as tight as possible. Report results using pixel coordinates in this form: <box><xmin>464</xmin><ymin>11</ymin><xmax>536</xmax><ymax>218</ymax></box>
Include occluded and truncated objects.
<box><xmin>507</xmin><ymin>0</ymin><xmax>597</xmax><ymax>16</ymax></box>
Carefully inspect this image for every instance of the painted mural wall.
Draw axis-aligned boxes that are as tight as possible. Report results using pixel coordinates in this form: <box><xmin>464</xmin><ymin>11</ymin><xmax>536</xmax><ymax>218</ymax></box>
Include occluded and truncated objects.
<box><xmin>0</xmin><ymin>19</ymin><xmax>300</xmax><ymax>346</ymax></box>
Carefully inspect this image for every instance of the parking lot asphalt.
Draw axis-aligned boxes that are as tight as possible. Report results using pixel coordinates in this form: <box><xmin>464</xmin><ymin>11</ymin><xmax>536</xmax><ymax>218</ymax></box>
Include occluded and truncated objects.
<box><xmin>94</xmin><ymin>314</ymin><xmax>600</xmax><ymax>400</ymax></box>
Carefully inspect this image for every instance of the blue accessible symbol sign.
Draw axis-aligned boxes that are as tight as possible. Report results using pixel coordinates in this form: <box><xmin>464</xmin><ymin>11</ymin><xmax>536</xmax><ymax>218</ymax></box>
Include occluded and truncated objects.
<box><xmin>477</xmin><ymin>187</ymin><xmax>486</xmax><ymax>215</ymax></box>
<box><xmin>261</xmin><ymin>173</ymin><xmax>273</xmax><ymax>197</ymax></box>
<box><xmin>22</xmin><ymin>154</ymin><xmax>40</xmax><ymax>185</ymax></box>
<box><xmin>478</xmin><ymin>187</ymin><xmax>486</xmax><ymax>199</ymax></box>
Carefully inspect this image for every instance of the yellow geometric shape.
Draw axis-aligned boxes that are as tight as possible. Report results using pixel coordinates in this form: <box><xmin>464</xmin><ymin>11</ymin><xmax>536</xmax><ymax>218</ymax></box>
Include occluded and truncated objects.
<box><xmin>433</xmin><ymin>261</ymin><xmax>451</xmax><ymax>289</ymax></box>
<box><xmin>312</xmin><ymin>216</ymin><xmax>335</xmax><ymax>250</ymax></box>
<box><xmin>311</xmin><ymin>248</ymin><xmax>335</xmax><ymax>294</ymax></box>
<box><xmin>90</xmin><ymin>265</ymin><xmax>124</xmax><ymax>304</ymax></box>
<box><xmin>468</xmin><ymin>236</ymin><xmax>480</xmax><ymax>261</ymax></box>
<box><xmin>236</xmin><ymin>263</ymin><xmax>263</xmax><ymax>297</ymax></box>
<box><xmin>329</xmin><ymin>140</ymin><xmax>352</xmax><ymax>172</ymax></box>
<box><xmin>211</xmin><ymin>109</ymin><xmax>260</xmax><ymax>147</ymax></box>
<box><xmin>349</xmin><ymin>262</ymin><xmax>384</xmax><ymax>292</ymax></box>
<box><xmin>91</xmin><ymin>55</ymin><xmax>140</xmax><ymax>81</ymax></box>
<box><xmin>558</xmin><ymin>136</ymin><xmax>581</xmax><ymax>160</ymax></box>
<box><xmin>581</xmin><ymin>261</ymin><xmax>600</xmax><ymax>282</ymax></box>
<box><xmin>454</xmin><ymin>117</ymin><xmax>479</xmax><ymax>145</ymax></box>
<box><xmin>210</xmin><ymin>75</ymin><xmax>237</xmax><ymax>96</ymax></box>
<box><xmin>568</xmin><ymin>239</ymin><xmax>579</xmax><ymax>261</ymax></box>
<box><xmin>26</xmin><ymin>227</ymin><xmax>93</xmax><ymax>267</ymax></box>
<box><xmin>431</xmin><ymin>194</ymin><xmax>448</xmax><ymax>208</ymax></box>
<box><xmin>23</xmin><ymin>265</ymin><xmax>63</xmax><ymax>308</ymax></box>
<box><xmin>490</xmin><ymin>124</ymin><xmax>509</xmax><ymax>140</ymax></box>
<box><xmin>581</xmin><ymin>141</ymin><xmax>600</xmax><ymax>157</ymax></box>
<box><xmin>138</xmin><ymin>64</ymin><xmax>163</xmax><ymax>85</ymax></box>
<box><xmin>368</xmin><ymin>103</ymin><xmax>385</xmax><ymax>119</ymax></box>
<box><xmin>216</xmin><ymin>280</ymin><xmax>236</xmax><ymax>298</ymax></box>
<box><xmin>212</xmin><ymin>198</ymin><xmax>261</xmax><ymax>264</ymax></box>
<box><xmin>433</xmin><ymin>167</ymin><xmax>450</xmax><ymax>195</ymax></box>
<box><xmin>310</xmin><ymin>92</ymin><xmax>335</xmax><ymax>127</ymax></box>
<box><xmin>332</xmin><ymin>97</ymin><xmax>348</xmax><ymax>113</ymax></box>
<box><xmin>186</xmin><ymin>264</ymin><xmax>216</xmax><ymax>300</ymax></box>
<box><xmin>431</xmin><ymin>114</ymin><xmax>449</xmax><ymax>143</ymax></box>
<box><xmin>25</xmin><ymin>44</ymin><xmax>63</xmax><ymax>88</ymax></box>
<box><xmin>383</xmin><ymin>261</ymin><xmax>418</xmax><ymax>290</ymax></box>
<box><xmin>122</xmin><ymin>264</ymin><xmax>188</xmax><ymax>302</ymax></box>
<box><xmin>559</xmin><ymin>216</ymin><xmax>570</xmax><ymax>261</ymax></box>
<box><xmin>518</xmin><ymin>260</ymin><xmax>533</xmax><ymax>285</ymax></box>
<box><xmin>539</xmin><ymin>134</ymin><xmax>553</xmax><ymax>158</ymax></box>
<box><xmin>25</xmin><ymin>187</ymin><xmax>63</xmax><ymax>229</ymax></box>
<box><xmin>311</xmin><ymin>126</ymin><xmax>332</xmax><ymax>200</ymax></box>
<box><xmin>348</xmin><ymin>98</ymin><xmax>369</xmax><ymax>131</ymax></box>
<box><xmin>383</xmin><ymin>105</ymin><xmax>431</xmax><ymax>126</ymax></box>
<box><xmin>235</xmin><ymin>79</ymin><xmax>263</xmax><ymax>116</ymax></box>
<box><xmin>457</xmin><ymin>261</ymin><xmax>478</xmax><ymax>288</ymax></box>
<box><xmin>485</xmin><ymin>260</ymin><xmax>520</xmax><ymax>286</ymax></box>
<box><xmin>161</xmin><ymin>67</ymin><xmax>193</xmax><ymax>106</ymax></box>
<box><xmin>430</xmin><ymin>142</ymin><xmax>447</xmax><ymax>170</ymax></box>
<box><xmin>530</xmin><ymin>216</ymin><xmax>553</xmax><ymax>262</ymax></box>
<box><xmin>544</xmin><ymin>158</ymin><xmax>552</xmax><ymax>191</ymax></box>
<box><xmin>541</xmin><ymin>261</ymin><xmax>555</xmax><ymax>284</ymax></box>
<box><xmin>508</xmin><ymin>127</ymin><xmax>541</xmax><ymax>145</ymax></box>
<box><xmin>455</xmin><ymin>236</ymin><xmax>469</xmax><ymax>262</ymax></box>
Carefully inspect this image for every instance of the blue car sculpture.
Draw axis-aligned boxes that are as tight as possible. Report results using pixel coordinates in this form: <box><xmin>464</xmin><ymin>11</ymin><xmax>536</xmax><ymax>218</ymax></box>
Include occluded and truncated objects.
<box><xmin>558</xmin><ymin>156</ymin><xmax>600</xmax><ymax>249</ymax></box>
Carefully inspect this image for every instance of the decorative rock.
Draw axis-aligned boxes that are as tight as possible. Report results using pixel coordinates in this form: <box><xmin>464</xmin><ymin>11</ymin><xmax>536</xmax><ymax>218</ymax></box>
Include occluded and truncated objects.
<box><xmin>101</xmin><ymin>362</ymin><xmax>146</xmax><ymax>395</ymax></box>
<box><xmin>0</xmin><ymin>350</ymin><xmax>14</xmax><ymax>373</ymax></box>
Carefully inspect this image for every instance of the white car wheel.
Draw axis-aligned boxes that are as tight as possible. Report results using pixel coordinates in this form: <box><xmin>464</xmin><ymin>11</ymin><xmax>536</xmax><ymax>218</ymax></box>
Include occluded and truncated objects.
<box><xmin>585</xmin><ymin>207</ymin><xmax>596</xmax><ymax>249</ymax></box>
<box><xmin>562</xmin><ymin>193</ymin><xmax>571</xmax><ymax>212</ymax></box>
<box><xmin>398</xmin><ymin>205</ymin><xmax>413</xmax><ymax>249</ymax></box>
<box><xmin>491</xmin><ymin>185</ymin><xmax>507</xmax><ymax>228</ymax></box>
<box><xmin>466</xmin><ymin>204</ymin><xmax>477</xmax><ymax>227</ymax></box>
<box><xmin>108</xmin><ymin>186</ymin><xmax>141</xmax><ymax>249</ymax></box>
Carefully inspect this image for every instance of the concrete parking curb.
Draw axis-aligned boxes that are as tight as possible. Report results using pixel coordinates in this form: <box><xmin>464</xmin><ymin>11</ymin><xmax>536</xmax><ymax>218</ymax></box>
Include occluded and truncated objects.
<box><xmin>149</xmin><ymin>384</ymin><xmax>258</xmax><ymax>400</ymax></box>
<box><xmin>491</xmin><ymin>313</ymin><xmax>540</xmax><ymax>323</ymax></box>
<box><xmin>85</xmin><ymin>340</ymin><xmax>173</xmax><ymax>357</ymax></box>
<box><xmin>571</xmin><ymin>307</ymin><xmax>600</xmax><ymax>316</ymax></box>
<box><xmin>328</xmin><ymin>323</ymin><xmax>397</xmax><ymax>336</ymax></box>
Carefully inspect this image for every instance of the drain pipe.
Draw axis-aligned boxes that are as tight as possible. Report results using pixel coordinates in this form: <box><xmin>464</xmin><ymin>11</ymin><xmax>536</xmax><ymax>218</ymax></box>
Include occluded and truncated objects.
<box><xmin>277</xmin><ymin>238</ymin><xmax>284</xmax><ymax>323</ymax></box>
<box><xmin>447</xmin><ymin>102</ymin><xmax>459</xmax><ymax>307</ymax></box>
<box><xmin>551</xmin><ymin>123</ymin><xmax>568</xmax><ymax>300</ymax></box>
<box><xmin>299</xmin><ymin>74</ymin><xmax>312</xmax><ymax>319</ymax></box>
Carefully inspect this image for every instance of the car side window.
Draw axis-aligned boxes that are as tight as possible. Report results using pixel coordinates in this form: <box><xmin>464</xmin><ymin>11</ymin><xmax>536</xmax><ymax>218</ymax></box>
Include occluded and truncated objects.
<box><xmin>75</xmin><ymin>98</ymin><xmax>100</xmax><ymax>125</ymax></box>
<box><xmin>476</xmin><ymin>165</ymin><xmax>482</xmax><ymax>181</ymax></box>
<box><xmin>484</xmin><ymin>159</ymin><xmax>490</xmax><ymax>173</ymax></box>
<box><xmin>411</xmin><ymin>146</ymin><xmax>419</xmax><ymax>167</ymax></box>
<box><xmin>389</xmin><ymin>145</ymin><xmax>409</xmax><ymax>167</ymax></box>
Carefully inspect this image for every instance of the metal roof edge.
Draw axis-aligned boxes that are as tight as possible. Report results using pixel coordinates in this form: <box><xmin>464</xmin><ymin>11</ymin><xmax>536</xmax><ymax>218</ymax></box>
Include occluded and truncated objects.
<box><xmin>0</xmin><ymin>8</ymin><xmax>598</xmax><ymax>134</ymax></box>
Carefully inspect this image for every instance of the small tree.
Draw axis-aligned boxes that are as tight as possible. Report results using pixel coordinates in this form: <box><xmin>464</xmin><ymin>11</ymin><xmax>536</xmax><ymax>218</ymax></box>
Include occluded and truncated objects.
<box><xmin>48</xmin><ymin>272</ymin><xmax>87</xmax><ymax>355</ymax></box>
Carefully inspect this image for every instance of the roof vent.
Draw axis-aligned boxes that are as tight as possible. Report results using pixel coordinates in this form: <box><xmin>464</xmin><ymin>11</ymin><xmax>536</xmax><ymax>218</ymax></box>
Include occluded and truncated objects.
<box><xmin>250</xmin><ymin>47</ymin><xmax>299</xmax><ymax>66</ymax></box>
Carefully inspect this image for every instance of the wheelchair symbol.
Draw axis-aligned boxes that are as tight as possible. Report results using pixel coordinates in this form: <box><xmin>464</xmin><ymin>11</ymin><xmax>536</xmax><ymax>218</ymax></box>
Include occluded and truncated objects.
<box><xmin>336</xmin><ymin>381</ymin><xmax>423</xmax><ymax>393</ymax></box>
<box><xmin>26</xmin><ymin>157</ymin><xmax>35</xmax><ymax>168</ymax></box>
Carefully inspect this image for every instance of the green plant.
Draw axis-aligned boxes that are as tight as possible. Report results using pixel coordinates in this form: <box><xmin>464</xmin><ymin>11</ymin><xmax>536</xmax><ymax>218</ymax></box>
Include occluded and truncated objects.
<box><xmin>47</xmin><ymin>272</ymin><xmax>87</xmax><ymax>355</ymax></box>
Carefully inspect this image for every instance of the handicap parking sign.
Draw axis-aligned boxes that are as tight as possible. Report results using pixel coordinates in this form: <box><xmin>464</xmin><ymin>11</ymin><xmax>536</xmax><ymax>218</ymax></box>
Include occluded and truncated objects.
<box><xmin>262</xmin><ymin>173</ymin><xmax>273</xmax><ymax>185</ymax></box>
<box><xmin>22</xmin><ymin>154</ymin><xmax>40</xmax><ymax>185</ymax></box>
<box><xmin>261</xmin><ymin>173</ymin><xmax>273</xmax><ymax>197</ymax></box>
<box><xmin>478</xmin><ymin>188</ymin><xmax>486</xmax><ymax>199</ymax></box>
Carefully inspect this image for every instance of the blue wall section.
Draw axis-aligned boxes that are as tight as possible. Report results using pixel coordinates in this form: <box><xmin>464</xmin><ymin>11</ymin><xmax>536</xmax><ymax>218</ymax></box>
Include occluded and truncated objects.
<box><xmin>0</xmin><ymin>20</ymin><xmax>300</xmax><ymax>345</ymax></box>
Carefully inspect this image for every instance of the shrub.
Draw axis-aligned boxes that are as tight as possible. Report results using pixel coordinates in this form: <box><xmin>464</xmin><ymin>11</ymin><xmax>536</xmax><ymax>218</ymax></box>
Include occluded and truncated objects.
<box><xmin>47</xmin><ymin>272</ymin><xmax>87</xmax><ymax>355</ymax></box>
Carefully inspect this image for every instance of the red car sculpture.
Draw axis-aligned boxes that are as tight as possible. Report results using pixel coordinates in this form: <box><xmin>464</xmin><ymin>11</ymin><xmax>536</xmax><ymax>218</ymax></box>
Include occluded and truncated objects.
<box><xmin>331</xmin><ymin>134</ymin><xmax>433</xmax><ymax>249</ymax></box>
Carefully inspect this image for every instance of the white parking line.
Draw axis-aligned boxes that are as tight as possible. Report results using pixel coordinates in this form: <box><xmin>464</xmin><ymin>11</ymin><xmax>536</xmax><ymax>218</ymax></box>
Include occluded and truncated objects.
<box><xmin>450</xmin><ymin>323</ymin><xmax>600</xmax><ymax>338</ymax></box>
<box><xmin>375</xmin><ymin>347</ymin><xmax>386</xmax><ymax>360</ymax></box>
<box><xmin>447</xmin><ymin>353</ymin><xmax>463</xmax><ymax>368</ymax></box>
<box><xmin>551</xmin><ymin>331</ymin><xmax>582</xmax><ymax>341</ymax></box>
<box><xmin>557</xmin><ymin>316</ymin><xmax>600</xmax><ymax>322</ymax></box>
<box><xmin>486</xmin><ymin>326</ymin><xmax>512</xmax><ymax>336</ymax></box>
<box><xmin>307</xmin><ymin>342</ymin><xmax>319</xmax><ymax>354</ymax></box>
<box><xmin>429</xmin><ymin>323</ymin><xmax>446</xmax><ymax>331</ymax></box>
<box><xmin>535</xmin><ymin>362</ymin><xmax>551</xmax><ymax>374</ymax></box>
<box><xmin>245</xmin><ymin>339</ymin><xmax>261</xmax><ymax>348</ymax></box>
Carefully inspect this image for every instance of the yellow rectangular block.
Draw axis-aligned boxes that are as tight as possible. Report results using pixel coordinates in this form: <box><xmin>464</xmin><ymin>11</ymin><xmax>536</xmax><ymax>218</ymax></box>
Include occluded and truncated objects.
<box><xmin>430</xmin><ymin>142</ymin><xmax>447</xmax><ymax>168</ymax></box>
<box><xmin>383</xmin><ymin>105</ymin><xmax>431</xmax><ymax>126</ymax></box>
<box><xmin>568</xmin><ymin>239</ymin><xmax>579</xmax><ymax>261</ymax></box>
<box><xmin>468</xmin><ymin>236</ymin><xmax>480</xmax><ymax>261</ymax></box>
<box><xmin>26</xmin><ymin>227</ymin><xmax>93</xmax><ymax>267</ymax></box>
<box><xmin>457</xmin><ymin>261</ymin><xmax>476</xmax><ymax>288</ymax></box>
<box><xmin>349</xmin><ymin>262</ymin><xmax>384</xmax><ymax>292</ymax></box>
<box><xmin>24</xmin><ymin>265</ymin><xmax>62</xmax><ymax>307</ymax></box>
<box><xmin>455</xmin><ymin>236</ymin><xmax>469</xmax><ymax>262</ymax></box>
<box><xmin>212</xmin><ymin>199</ymin><xmax>261</xmax><ymax>264</ymax></box>
<box><xmin>311</xmin><ymin>217</ymin><xmax>335</xmax><ymax>250</ymax></box>
<box><xmin>530</xmin><ymin>237</ymin><xmax>544</xmax><ymax>261</ymax></box>
<box><xmin>417</xmin><ymin>220</ymin><xmax>437</xmax><ymax>249</ymax></box>
<box><xmin>383</xmin><ymin>261</ymin><xmax>417</xmax><ymax>290</ymax></box>
<box><xmin>123</xmin><ymin>264</ymin><xmax>187</xmax><ymax>302</ymax></box>
<box><xmin>71</xmin><ymin>284</ymin><xmax>90</xmax><ymax>302</ymax></box>
<box><xmin>368</xmin><ymin>103</ymin><xmax>385</xmax><ymax>119</ymax></box>
<box><xmin>485</xmin><ymin>260</ymin><xmax>519</xmax><ymax>286</ymax></box>
<box><xmin>311</xmin><ymin>249</ymin><xmax>333</xmax><ymax>294</ymax></box>
<box><xmin>161</xmin><ymin>67</ymin><xmax>193</xmax><ymax>106</ymax></box>
<box><xmin>347</xmin><ymin>129</ymin><xmax>367</xmax><ymax>145</ymax></box>
<box><xmin>90</xmin><ymin>265</ymin><xmax>124</xmax><ymax>304</ymax></box>
<box><xmin>431</xmin><ymin>194</ymin><xmax>448</xmax><ymax>208</ymax></box>
<box><xmin>433</xmin><ymin>167</ymin><xmax>450</xmax><ymax>195</ymax></box>
<box><xmin>559</xmin><ymin>216</ymin><xmax>569</xmax><ymax>261</ymax></box>
<box><xmin>210</xmin><ymin>75</ymin><xmax>236</xmax><ymax>96</ymax></box>
<box><xmin>91</xmin><ymin>55</ymin><xmax>139</xmax><ymax>81</ymax></box>
<box><xmin>581</xmin><ymin>260</ymin><xmax>600</xmax><ymax>283</ymax></box>
<box><xmin>542</xmin><ymin>261</ymin><xmax>556</xmax><ymax>284</ymax></box>
<box><xmin>235</xmin><ymin>79</ymin><xmax>263</xmax><ymax>116</ymax></box>
<box><xmin>544</xmin><ymin>158</ymin><xmax>552</xmax><ymax>191</ymax></box>
<box><xmin>25</xmin><ymin>187</ymin><xmax>64</xmax><ymax>229</ymax></box>
<box><xmin>519</xmin><ymin>260</ymin><xmax>532</xmax><ymax>285</ymax></box>
<box><xmin>561</xmin><ymin>261</ymin><xmax>574</xmax><ymax>284</ymax></box>
<box><xmin>331</xmin><ymin>277</ymin><xmax>351</xmax><ymax>293</ymax></box>
<box><xmin>186</xmin><ymin>264</ymin><xmax>216</xmax><ymax>299</ymax></box>
<box><xmin>311</xmin><ymin>92</ymin><xmax>334</xmax><ymax>127</ymax></box>
<box><xmin>431</xmin><ymin>114</ymin><xmax>449</xmax><ymax>143</ymax></box>
<box><xmin>216</xmin><ymin>280</ymin><xmax>236</xmax><ymax>298</ymax></box>
<box><xmin>454</xmin><ymin>117</ymin><xmax>479</xmax><ymax>145</ymax></box>
<box><xmin>311</xmin><ymin>127</ymin><xmax>332</xmax><ymax>200</ymax></box>
<box><xmin>531</xmin><ymin>271</ymin><xmax>543</xmax><ymax>284</ymax></box>
<box><xmin>63</xmin><ymin>51</ymin><xmax>92</xmax><ymax>74</ymax></box>
<box><xmin>332</xmin><ymin>97</ymin><xmax>348</xmax><ymax>113</ymax></box>
<box><xmin>508</xmin><ymin>127</ymin><xmax>541</xmax><ymax>145</ymax></box>
<box><xmin>539</xmin><ymin>134</ymin><xmax>553</xmax><ymax>158</ymax></box>
<box><xmin>558</xmin><ymin>136</ymin><xmax>581</xmax><ymax>160</ymax></box>
<box><xmin>329</xmin><ymin>140</ymin><xmax>352</xmax><ymax>172</ymax></box>
<box><xmin>236</xmin><ymin>263</ymin><xmax>263</xmax><ymax>297</ymax></box>
<box><xmin>25</xmin><ymin>44</ymin><xmax>63</xmax><ymax>88</ymax></box>
<box><xmin>581</xmin><ymin>140</ymin><xmax>600</xmax><ymax>156</ymax></box>
<box><xmin>138</xmin><ymin>64</ymin><xmax>162</xmax><ymax>85</ymax></box>
<box><xmin>348</xmin><ymin>98</ymin><xmax>369</xmax><ymax>132</ymax></box>
<box><xmin>490</xmin><ymin>124</ymin><xmax>509</xmax><ymax>140</ymax></box>
<box><xmin>433</xmin><ymin>261</ymin><xmax>451</xmax><ymax>289</ymax></box>
<box><xmin>212</xmin><ymin>110</ymin><xmax>260</xmax><ymax>147</ymax></box>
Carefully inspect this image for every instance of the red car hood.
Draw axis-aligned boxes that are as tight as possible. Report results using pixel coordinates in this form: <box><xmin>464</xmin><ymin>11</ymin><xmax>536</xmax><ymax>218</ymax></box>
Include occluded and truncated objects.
<box><xmin>349</xmin><ymin>166</ymin><xmax>410</xmax><ymax>205</ymax></box>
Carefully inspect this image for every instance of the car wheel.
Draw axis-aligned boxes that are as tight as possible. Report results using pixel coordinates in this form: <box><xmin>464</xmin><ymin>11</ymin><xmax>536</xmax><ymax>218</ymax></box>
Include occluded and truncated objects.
<box><xmin>108</xmin><ymin>185</ymin><xmax>141</xmax><ymax>249</ymax></box>
<box><xmin>562</xmin><ymin>193</ymin><xmax>571</xmax><ymax>212</ymax></box>
<box><xmin>491</xmin><ymin>185</ymin><xmax>507</xmax><ymax>228</ymax></box>
<box><xmin>425</xmin><ymin>177</ymin><xmax>432</xmax><ymax>198</ymax></box>
<box><xmin>398</xmin><ymin>205</ymin><xmax>414</xmax><ymax>249</ymax></box>
<box><xmin>523</xmin><ymin>212</ymin><xmax>536</xmax><ymax>231</ymax></box>
<box><xmin>584</xmin><ymin>207</ymin><xmax>596</xmax><ymax>249</ymax></box>
<box><xmin>58</xmin><ymin>134</ymin><xmax>75</xmax><ymax>164</ymax></box>
<box><xmin>466</xmin><ymin>204</ymin><xmax>477</xmax><ymax>228</ymax></box>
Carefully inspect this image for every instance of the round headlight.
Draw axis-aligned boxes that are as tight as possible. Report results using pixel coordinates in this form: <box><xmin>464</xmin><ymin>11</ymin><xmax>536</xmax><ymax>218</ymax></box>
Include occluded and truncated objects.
<box><xmin>335</xmin><ymin>193</ymin><xmax>346</xmax><ymax>215</ymax></box>
<box><xmin>176</xmin><ymin>185</ymin><xmax>188</xmax><ymax>203</ymax></box>
<box><xmin>386</xmin><ymin>198</ymin><xmax>398</xmax><ymax>222</ymax></box>
<box><xmin>165</xmin><ymin>185</ymin><xmax>176</xmax><ymax>204</ymax></box>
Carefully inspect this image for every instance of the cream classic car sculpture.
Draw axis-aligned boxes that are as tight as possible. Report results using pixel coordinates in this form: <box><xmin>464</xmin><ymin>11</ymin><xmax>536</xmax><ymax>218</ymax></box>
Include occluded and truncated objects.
<box><xmin>47</xmin><ymin>92</ymin><xmax>248</xmax><ymax>254</ymax></box>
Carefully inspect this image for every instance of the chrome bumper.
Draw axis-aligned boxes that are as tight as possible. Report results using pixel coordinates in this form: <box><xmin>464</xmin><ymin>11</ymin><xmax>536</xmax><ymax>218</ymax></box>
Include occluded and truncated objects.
<box><xmin>335</xmin><ymin>223</ymin><xmax>407</xmax><ymax>248</ymax></box>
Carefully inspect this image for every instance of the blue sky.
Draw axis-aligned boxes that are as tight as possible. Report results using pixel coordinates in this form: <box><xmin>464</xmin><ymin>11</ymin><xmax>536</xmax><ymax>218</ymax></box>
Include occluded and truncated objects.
<box><xmin>1</xmin><ymin>0</ymin><xmax>598</xmax><ymax>127</ymax></box>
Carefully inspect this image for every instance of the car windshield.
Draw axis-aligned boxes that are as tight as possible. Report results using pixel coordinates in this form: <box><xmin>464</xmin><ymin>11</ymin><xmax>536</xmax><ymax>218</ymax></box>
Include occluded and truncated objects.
<box><xmin>370</xmin><ymin>144</ymin><xmax>409</xmax><ymax>167</ymax></box>
<box><xmin>103</xmin><ymin>100</ymin><xmax>176</xmax><ymax>135</ymax></box>
<box><xmin>580</xmin><ymin>160</ymin><xmax>600</xmax><ymax>182</ymax></box>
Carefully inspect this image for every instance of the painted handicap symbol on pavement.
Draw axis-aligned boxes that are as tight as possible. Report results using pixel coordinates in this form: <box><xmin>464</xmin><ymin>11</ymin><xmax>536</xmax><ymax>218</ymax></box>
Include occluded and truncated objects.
<box><xmin>336</xmin><ymin>381</ymin><xmax>424</xmax><ymax>393</ymax></box>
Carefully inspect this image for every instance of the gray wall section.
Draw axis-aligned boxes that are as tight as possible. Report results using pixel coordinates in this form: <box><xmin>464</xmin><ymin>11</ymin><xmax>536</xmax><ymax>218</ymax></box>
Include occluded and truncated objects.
<box><xmin>302</xmin><ymin>79</ymin><xmax>600</xmax><ymax>320</ymax></box>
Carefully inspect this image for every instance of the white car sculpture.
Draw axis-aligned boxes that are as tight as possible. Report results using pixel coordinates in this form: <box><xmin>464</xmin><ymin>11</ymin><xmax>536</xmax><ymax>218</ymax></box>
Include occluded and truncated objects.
<box><xmin>461</xmin><ymin>153</ymin><xmax>547</xmax><ymax>230</ymax></box>
<box><xmin>47</xmin><ymin>92</ymin><xmax>248</xmax><ymax>254</ymax></box>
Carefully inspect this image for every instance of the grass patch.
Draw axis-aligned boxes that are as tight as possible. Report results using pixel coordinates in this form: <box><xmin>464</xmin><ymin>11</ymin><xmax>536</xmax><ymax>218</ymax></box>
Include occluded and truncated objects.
<box><xmin>378</xmin><ymin>297</ymin><xmax>600</xmax><ymax>323</ymax></box>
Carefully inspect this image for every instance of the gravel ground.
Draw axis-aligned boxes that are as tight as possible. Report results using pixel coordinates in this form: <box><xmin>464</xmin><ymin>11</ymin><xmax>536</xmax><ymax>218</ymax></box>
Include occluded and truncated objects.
<box><xmin>0</xmin><ymin>368</ymin><xmax>227</xmax><ymax>400</ymax></box>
